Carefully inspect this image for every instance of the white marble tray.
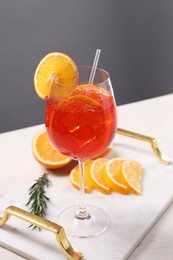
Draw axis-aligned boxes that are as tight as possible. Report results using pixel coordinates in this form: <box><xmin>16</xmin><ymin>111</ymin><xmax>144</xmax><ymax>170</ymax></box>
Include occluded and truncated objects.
<box><xmin>0</xmin><ymin>134</ymin><xmax>172</xmax><ymax>260</ymax></box>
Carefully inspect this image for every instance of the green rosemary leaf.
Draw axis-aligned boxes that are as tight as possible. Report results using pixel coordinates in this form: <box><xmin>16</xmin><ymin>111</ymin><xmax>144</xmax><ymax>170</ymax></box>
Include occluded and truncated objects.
<box><xmin>26</xmin><ymin>173</ymin><xmax>51</xmax><ymax>230</ymax></box>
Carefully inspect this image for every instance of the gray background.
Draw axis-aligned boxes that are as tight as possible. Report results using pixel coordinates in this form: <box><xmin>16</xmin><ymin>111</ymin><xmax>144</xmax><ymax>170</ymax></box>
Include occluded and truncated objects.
<box><xmin>1</xmin><ymin>0</ymin><xmax>173</xmax><ymax>133</ymax></box>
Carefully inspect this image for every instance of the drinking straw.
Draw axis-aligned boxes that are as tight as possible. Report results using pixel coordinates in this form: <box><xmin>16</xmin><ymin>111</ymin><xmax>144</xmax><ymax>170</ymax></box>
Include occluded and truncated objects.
<box><xmin>88</xmin><ymin>49</ymin><xmax>101</xmax><ymax>85</ymax></box>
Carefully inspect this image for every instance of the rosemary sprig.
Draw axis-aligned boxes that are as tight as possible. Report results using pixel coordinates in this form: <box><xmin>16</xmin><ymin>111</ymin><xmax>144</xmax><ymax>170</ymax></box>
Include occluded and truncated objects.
<box><xmin>26</xmin><ymin>173</ymin><xmax>51</xmax><ymax>230</ymax></box>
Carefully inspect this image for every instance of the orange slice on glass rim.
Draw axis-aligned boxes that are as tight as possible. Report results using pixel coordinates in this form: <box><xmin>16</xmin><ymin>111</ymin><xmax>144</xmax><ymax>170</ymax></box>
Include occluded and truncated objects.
<box><xmin>32</xmin><ymin>129</ymin><xmax>71</xmax><ymax>169</ymax></box>
<box><xmin>34</xmin><ymin>52</ymin><xmax>78</xmax><ymax>100</ymax></box>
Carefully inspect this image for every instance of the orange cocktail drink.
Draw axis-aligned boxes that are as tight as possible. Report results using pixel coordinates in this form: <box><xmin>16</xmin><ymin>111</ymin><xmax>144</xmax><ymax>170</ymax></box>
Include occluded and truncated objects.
<box><xmin>45</xmin><ymin>84</ymin><xmax>117</xmax><ymax>161</ymax></box>
<box><xmin>44</xmin><ymin>61</ymin><xmax>117</xmax><ymax>237</ymax></box>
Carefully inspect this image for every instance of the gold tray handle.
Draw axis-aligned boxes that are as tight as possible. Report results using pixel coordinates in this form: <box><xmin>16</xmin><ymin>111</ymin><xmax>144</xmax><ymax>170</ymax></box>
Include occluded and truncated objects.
<box><xmin>0</xmin><ymin>206</ymin><xmax>84</xmax><ymax>260</ymax></box>
<box><xmin>117</xmin><ymin>128</ymin><xmax>171</xmax><ymax>165</ymax></box>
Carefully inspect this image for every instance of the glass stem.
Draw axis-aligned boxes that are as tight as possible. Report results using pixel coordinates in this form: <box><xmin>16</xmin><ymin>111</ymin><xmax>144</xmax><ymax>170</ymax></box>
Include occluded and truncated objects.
<box><xmin>75</xmin><ymin>160</ymin><xmax>91</xmax><ymax>220</ymax></box>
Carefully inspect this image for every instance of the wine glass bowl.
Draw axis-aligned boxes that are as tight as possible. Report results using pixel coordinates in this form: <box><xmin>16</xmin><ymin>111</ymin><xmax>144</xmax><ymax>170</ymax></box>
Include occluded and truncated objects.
<box><xmin>45</xmin><ymin>66</ymin><xmax>117</xmax><ymax>237</ymax></box>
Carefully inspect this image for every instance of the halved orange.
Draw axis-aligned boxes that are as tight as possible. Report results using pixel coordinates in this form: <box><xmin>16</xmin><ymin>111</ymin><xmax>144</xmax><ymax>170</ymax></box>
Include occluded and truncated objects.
<box><xmin>32</xmin><ymin>129</ymin><xmax>71</xmax><ymax>169</ymax></box>
<box><xmin>90</xmin><ymin>158</ymin><xmax>111</xmax><ymax>194</ymax></box>
<box><xmin>70</xmin><ymin>160</ymin><xmax>93</xmax><ymax>193</ymax></box>
<box><xmin>119</xmin><ymin>160</ymin><xmax>143</xmax><ymax>195</ymax></box>
<box><xmin>34</xmin><ymin>52</ymin><xmax>78</xmax><ymax>100</ymax></box>
<box><xmin>103</xmin><ymin>158</ymin><xmax>128</xmax><ymax>194</ymax></box>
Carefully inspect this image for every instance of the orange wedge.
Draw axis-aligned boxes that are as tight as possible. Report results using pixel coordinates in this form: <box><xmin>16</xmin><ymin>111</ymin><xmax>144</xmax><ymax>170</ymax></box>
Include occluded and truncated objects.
<box><xmin>34</xmin><ymin>52</ymin><xmax>78</xmax><ymax>100</ymax></box>
<box><xmin>90</xmin><ymin>158</ymin><xmax>111</xmax><ymax>194</ymax></box>
<box><xmin>118</xmin><ymin>160</ymin><xmax>143</xmax><ymax>195</ymax></box>
<box><xmin>32</xmin><ymin>129</ymin><xmax>71</xmax><ymax>169</ymax></box>
<box><xmin>70</xmin><ymin>160</ymin><xmax>93</xmax><ymax>193</ymax></box>
<box><xmin>103</xmin><ymin>158</ymin><xmax>128</xmax><ymax>194</ymax></box>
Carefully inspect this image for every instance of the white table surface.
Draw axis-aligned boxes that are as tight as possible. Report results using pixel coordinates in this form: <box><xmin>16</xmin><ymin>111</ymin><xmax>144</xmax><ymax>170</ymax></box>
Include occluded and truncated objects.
<box><xmin>0</xmin><ymin>94</ymin><xmax>173</xmax><ymax>260</ymax></box>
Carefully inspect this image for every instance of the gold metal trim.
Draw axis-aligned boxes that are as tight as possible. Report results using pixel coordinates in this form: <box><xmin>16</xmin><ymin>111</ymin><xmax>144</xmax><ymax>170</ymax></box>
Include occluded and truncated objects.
<box><xmin>0</xmin><ymin>206</ymin><xmax>84</xmax><ymax>260</ymax></box>
<box><xmin>117</xmin><ymin>128</ymin><xmax>171</xmax><ymax>165</ymax></box>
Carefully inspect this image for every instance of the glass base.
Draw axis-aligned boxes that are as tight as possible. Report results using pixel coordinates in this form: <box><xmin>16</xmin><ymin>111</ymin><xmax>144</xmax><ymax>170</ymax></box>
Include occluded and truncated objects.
<box><xmin>57</xmin><ymin>204</ymin><xmax>110</xmax><ymax>238</ymax></box>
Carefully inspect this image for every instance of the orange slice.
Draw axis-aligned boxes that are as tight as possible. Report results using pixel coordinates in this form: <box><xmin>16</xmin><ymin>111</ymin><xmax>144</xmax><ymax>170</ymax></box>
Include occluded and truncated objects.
<box><xmin>67</xmin><ymin>94</ymin><xmax>100</xmax><ymax>105</ymax></box>
<box><xmin>93</xmin><ymin>145</ymin><xmax>112</xmax><ymax>159</ymax></box>
<box><xmin>32</xmin><ymin>129</ymin><xmax>71</xmax><ymax>169</ymax></box>
<box><xmin>119</xmin><ymin>160</ymin><xmax>143</xmax><ymax>195</ymax></box>
<box><xmin>103</xmin><ymin>158</ymin><xmax>128</xmax><ymax>194</ymax></box>
<box><xmin>34</xmin><ymin>52</ymin><xmax>78</xmax><ymax>100</ymax></box>
<box><xmin>70</xmin><ymin>160</ymin><xmax>93</xmax><ymax>193</ymax></box>
<box><xmin>74</xmin><ymin>84</ymin><xmax>99</xmax><ymax>93</ymax></box>
<box><xmin>56</xmin><ymin>95</ymin><xmax>101</xmax><ymax>121</ymax></box>
<box><xmin>90</xmin><ymin>158</ymin><xmax>111</xmax><ymax>194</ymax></box>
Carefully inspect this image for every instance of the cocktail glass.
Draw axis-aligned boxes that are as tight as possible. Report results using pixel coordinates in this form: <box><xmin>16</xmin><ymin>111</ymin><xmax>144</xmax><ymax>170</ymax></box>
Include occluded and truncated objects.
<box><xmin>45</xmin><ymin>66</ymin><xmax>117</xmax><ymax>237</ymax></box>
